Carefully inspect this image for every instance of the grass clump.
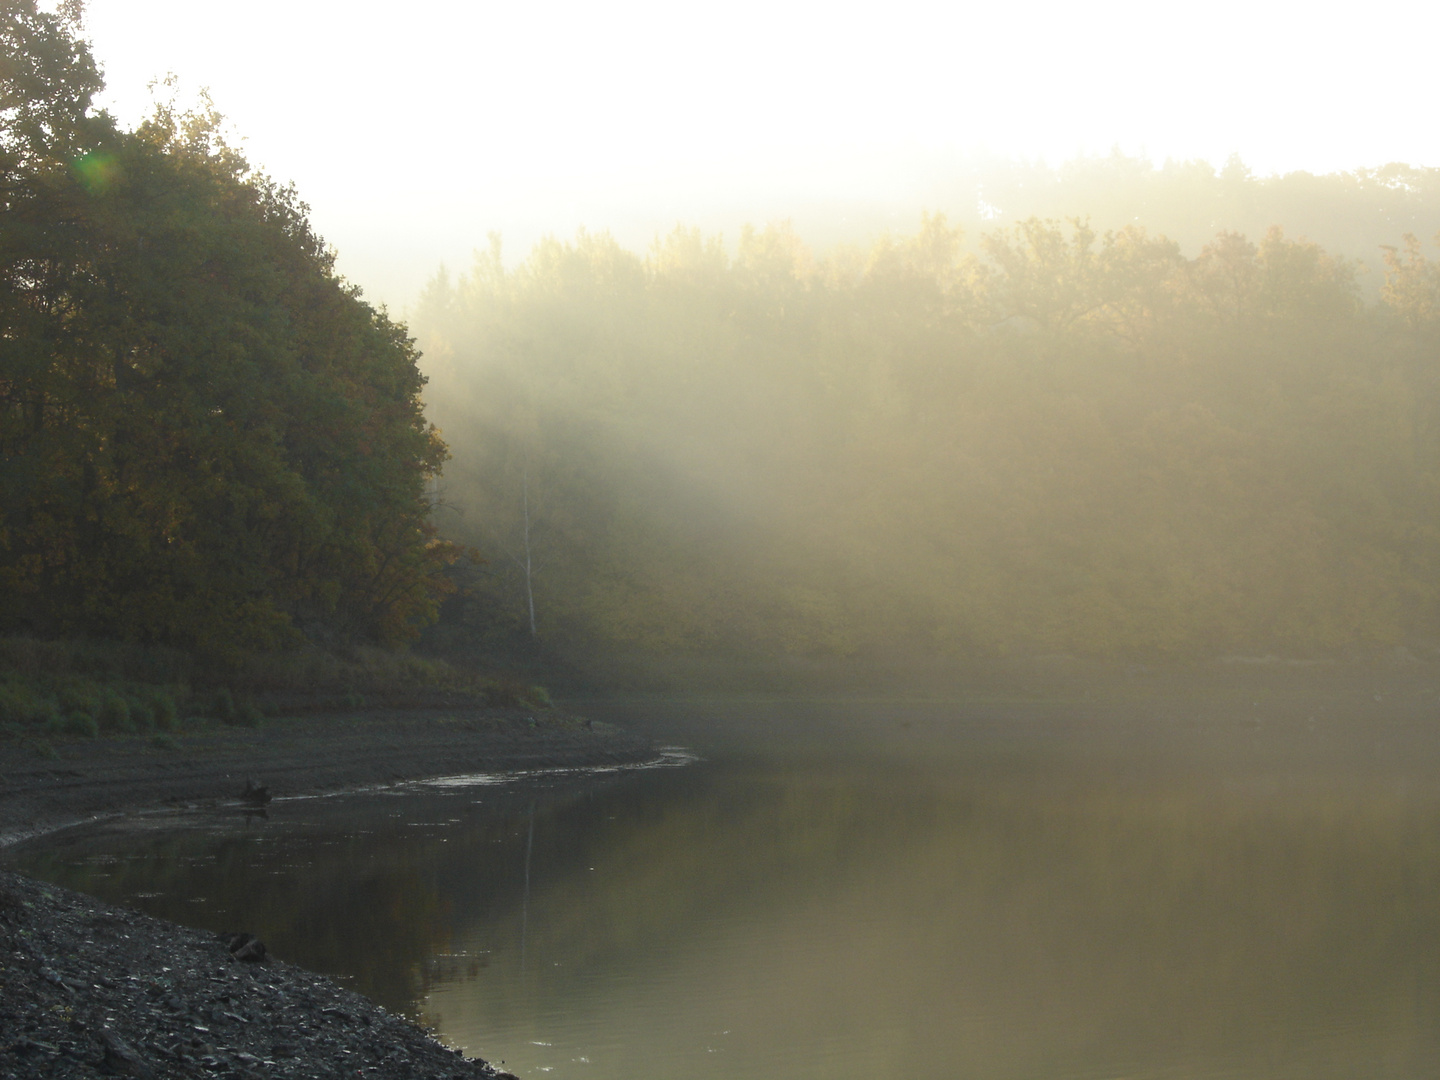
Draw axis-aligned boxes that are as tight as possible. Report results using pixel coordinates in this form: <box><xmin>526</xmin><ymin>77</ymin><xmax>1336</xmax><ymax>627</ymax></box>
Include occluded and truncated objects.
<box><xmin>66</xmin><ymin>711</ymin><xmax>100</xmax><ymax>738</ymax></box>
<box><xmin>97</xmin><ymin>690</ymin><xmax>133</xmax><ymax>733</ymax></box>
<box><xmin>233</xmin><ymin>701</ymin><xmax>264</xmax><ymax>728</ymax></box>
<box><xmin>483</xmin><ymin>677</ymin><xmax>554</xmax><ymax>710</ymax></box>
<box><xmin>127</xmin><ymin>697</ymin><xmax>156</xmax><ymax>732</ymax></box>
<box><xmin>0</xmin><ymin>637</ymin><xmax>198</xmax><ymax>742</ymax></box>
<box><xmin>210</xmin><ymin>688</ymin><xmax>263</xmax><ymax>727</ymax></box>
<box><xmin>0</xmin><ymin>682</ymin><xmax>50</xmax><ymax>726</ymax></box>
<box><xmin>212</xmin><ymin>688</ymin><xmax>236</xmax><ymax>723</ymax></box>
<box><xmin>217</xmin><ymin>644</ymin><xmax>456</xmax><ymax>694</ymax></box>
<box><xmin>58</xmin><ymin>686</ymin><xmax>99</xmax><ymax>720</ymax></box>
<box><xmin>150</xmin><ymin>691</ymin><xmax>179</xmax><ymax>731</ymax></box>
<box><xmin>0</xmin><ymin>635</ymin><xmax>191</xmax><ymax>688</ymax></box>
<box><xmin>0</xmin><ymin>634</ymin><xmax>546</xmax><ymax>735</ymax></box>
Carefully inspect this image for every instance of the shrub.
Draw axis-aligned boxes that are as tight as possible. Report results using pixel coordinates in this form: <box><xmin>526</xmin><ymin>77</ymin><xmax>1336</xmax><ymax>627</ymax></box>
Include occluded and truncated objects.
<box><xmin>484</xmin><ymin>678</ymin><xmax>553</xmax><ymax>710</ymax></box>
<box><xmin>212</xmin><ymin>688</ymin><xmax>236</xmax><ymax>723</ymax></box>
<box><xmin>151</xmin><ymin>692</ymin><xmax>179</xmax><ymax>732</ymax></box>
<box><xmin>58</xmin><ymin>686</ymin><xmax>99</xmax><ymax>720</ymax></box>
<box><xmin>151</xmin><ymin>733</ymin><xmax>180</xmax><ymax>751</ymax></box>
<box><xmin>232</xmin><ymin>701</ymin><xmax>263</xmax><ymax>728</ymax></box>
<box><xmin>0</xmin><ymin>686</ymin><xmax>26</xmax><ymax>725</ymax></box>
<box><xmin>66</xmin><ymin>711</ymin><xmax>100</xmax><ymax>738</ymax></box>
<box><xmin>128</xmin><ymin>698</ymin><xmax>156</xmax><ymax>732</ymax></box>
<box><xmin>0</xmin><ymin>683</ymin><xmax>51</xmax><ymax>726</ymax></box>
<box><xmin>97</xmin><ymin>690</ymin><xmax>132</xmax><ymax>732</ymax></box>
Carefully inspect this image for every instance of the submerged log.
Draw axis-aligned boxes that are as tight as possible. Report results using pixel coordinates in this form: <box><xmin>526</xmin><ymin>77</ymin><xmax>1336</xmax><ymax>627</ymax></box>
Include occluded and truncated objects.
<box><xmin>222</xmin><ymin>932</ymin><xmax>268</xmax><ymax>962</ymax></box>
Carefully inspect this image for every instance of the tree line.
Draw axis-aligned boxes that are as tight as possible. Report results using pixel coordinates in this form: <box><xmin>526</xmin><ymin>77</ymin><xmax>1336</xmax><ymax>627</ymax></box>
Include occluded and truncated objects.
<box><xmin>1</xmin><ymin>2</ymin><xmax>453</xmax><ymax>657</ymax></box>
<box><xmin>416</xmin><ymin>214</ymin><xmax>1440</xmax><ymax>663</ymax></box>
<box><xmin>8</xmin><ymin>0</ymin><xmax>1440</xmax><ymax>669</ymax></box>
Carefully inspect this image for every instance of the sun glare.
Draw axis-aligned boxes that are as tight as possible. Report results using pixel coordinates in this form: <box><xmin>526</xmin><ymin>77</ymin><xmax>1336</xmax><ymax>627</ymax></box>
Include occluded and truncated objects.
<box><xmin>69</xmin><ymin>0</ymin><xmax>1440</xmax><ymax>306</ymax></box>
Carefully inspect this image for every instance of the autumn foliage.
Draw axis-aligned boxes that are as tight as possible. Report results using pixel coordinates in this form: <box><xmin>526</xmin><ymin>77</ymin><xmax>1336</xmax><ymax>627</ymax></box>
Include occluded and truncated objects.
<box><xmin>1</xmin><ymin>2</ymin><xmax>453</xmax><ymax>654</ymax></box>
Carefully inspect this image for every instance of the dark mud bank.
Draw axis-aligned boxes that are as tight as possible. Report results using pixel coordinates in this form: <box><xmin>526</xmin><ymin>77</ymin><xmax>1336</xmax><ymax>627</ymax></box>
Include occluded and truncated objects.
<box><xmin>0</xmin><ymin>708</ymin><xmax>659</xmax><ymax>1078</ymax></box>
<box><xmin>0</xmin><ymin>709</ymin><xmax>656</xmax><ymax>843</ymax></box>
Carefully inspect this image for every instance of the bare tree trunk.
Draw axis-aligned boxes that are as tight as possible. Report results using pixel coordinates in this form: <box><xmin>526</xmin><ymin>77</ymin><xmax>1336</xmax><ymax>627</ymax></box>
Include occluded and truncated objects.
<box><xmin>499</xmin><ymin>467</ymin><xmax>541</xmax><ymax>639</ymax></box>
<box><xmin>521</xmin><ymin>470</ymin><xmax>537</xmax><ymax>638</ymax></box>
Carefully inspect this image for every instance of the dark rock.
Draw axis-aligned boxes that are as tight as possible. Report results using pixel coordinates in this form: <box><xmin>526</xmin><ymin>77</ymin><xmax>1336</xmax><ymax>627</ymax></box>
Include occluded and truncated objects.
<box><xmin>222</xmin><ymin>932</ymin><xmax>268</xmax><ymax>962</ymax></box>
<box><xmin>12</xmin><ymin>1036</ymin><xmax>60</xmax><ymax>1056</ymax></box>
<box><xmin>100</xmin><ymin>1028</ymin><xmax>157</xmax><ymax>1078</ymax></box>
<box><xmin>0</xmin><ymin>883</ymin><xmax>24</xmax><ymax>917</ymax></box>
<box><xmin>3</xmin><ymin>859</ymin><xmax>511</xmax><ymax>1079</ymax></box>
<box><xmin>234</xmin><ymin>938</ymin><xmax>267</xmax><ymax>962</ymax></box>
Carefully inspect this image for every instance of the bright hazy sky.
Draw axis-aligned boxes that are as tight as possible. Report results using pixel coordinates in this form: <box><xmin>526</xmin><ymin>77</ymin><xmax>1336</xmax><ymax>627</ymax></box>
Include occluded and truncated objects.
<box><xmin>74</xmin><ymin>0</ymin><xmax>1438</xmax><ymax>310</ymax></box>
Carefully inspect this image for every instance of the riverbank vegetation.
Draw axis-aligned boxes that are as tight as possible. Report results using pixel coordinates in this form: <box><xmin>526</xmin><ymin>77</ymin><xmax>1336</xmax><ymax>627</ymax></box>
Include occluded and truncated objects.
<box><xmin>0</xmin><ymin>633</ymin><xmax>560</xmax><ymax>757</ymax></box>
<box><xmin>9</xmin><ymin>1</ymin><xmax>1440</xmax><ymax>711</ymax></box>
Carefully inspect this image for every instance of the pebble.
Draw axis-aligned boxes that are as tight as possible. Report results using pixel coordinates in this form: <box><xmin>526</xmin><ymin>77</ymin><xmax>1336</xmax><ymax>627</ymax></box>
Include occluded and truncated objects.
<box><xmin>0</xmin><ymin>869</ymin><xmax>516</xmax><ymax>1079</ymax></box>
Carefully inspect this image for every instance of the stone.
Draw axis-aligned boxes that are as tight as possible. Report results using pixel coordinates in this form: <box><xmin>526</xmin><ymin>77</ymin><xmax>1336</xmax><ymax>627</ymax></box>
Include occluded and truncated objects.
<box><xmin>222</xmin><ymin>932</ymin><xmax>268</xmax><ymax>962</ymax></box>
<box><xmin>99</xmin><ymin>1028</ymin><xmax>157</xmax><ymax>1079</ymax></box>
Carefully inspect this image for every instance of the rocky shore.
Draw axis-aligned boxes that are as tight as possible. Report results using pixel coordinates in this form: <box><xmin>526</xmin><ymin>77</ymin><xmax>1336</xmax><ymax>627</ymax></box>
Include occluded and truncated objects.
<box><xmin>0</xmin><ymin>707</ymin><xmax>658</xmax><ymax>1079</ymax></box>
<box><xmin>0</xmin><ymin>867</ymin><xmax>518</xmax><ymax>1079</ymax></box>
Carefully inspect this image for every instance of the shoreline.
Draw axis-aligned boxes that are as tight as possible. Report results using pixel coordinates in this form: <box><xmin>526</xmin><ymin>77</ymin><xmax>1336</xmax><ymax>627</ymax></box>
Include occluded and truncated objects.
<box><xmin>0</xmin><ymin>706</ymin><xmax>656</xmax><ymax>846</ymax></box>
<box><xmin>0</xmin><ymin>707</ymin><xmax>657</xmax><ymax>1079</ymax></box>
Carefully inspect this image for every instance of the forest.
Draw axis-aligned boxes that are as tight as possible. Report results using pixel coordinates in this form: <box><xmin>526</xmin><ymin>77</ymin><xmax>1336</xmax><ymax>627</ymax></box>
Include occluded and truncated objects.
<box><xmin>416</xmin><ymin>214</ymin><xmax>1440</xmax><ymax>666</ymax></box>
<box><xmin>0</xmin><ymin>1</ymin><xmax>453</xmax><ymax>659</ymax></box>
<box><xmin>7</xmin><ymin>0</ymin><xmax>1440</xmax><ymax>678</ymax></box>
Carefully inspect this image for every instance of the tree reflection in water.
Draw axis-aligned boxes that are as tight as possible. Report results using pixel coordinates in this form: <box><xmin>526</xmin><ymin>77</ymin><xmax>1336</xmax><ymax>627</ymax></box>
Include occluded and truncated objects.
<box><xmin>7</xmin><ymin>720</ymin><xmax>1440</xmax><ymax>1079</ymax></box>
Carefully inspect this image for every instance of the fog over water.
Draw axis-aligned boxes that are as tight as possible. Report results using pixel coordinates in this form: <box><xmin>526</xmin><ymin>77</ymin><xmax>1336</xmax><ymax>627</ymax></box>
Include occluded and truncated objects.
<box><xmin>13</xmin><ymin>4</ymin><xmax>1440</xmax><ymax>1074</ymax></box>
<box><xmin>10</xmin><ymin>694</ymin><xmax>1440</xmax><ymax>1079</ymax></box>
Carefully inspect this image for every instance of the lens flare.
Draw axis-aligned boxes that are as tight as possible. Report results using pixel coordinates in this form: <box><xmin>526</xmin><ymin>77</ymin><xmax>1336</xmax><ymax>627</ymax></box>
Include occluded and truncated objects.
<box><xmin>72</xmin><ymin>152</ymin><xmax>119</xmax><ymax>194</ymax></box>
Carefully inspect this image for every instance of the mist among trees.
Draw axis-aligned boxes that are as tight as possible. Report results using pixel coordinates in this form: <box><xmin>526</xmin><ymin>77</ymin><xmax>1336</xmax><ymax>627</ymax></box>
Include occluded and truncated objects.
<box><xmin>8</xmin><ymin>0</ymin><xmax>1440</xmax><ymax>674</ymax></box>
<box><xmin>416</xmin><ymin>211</ymin><xmax>1440</xmax><ymax>665</ymax></box>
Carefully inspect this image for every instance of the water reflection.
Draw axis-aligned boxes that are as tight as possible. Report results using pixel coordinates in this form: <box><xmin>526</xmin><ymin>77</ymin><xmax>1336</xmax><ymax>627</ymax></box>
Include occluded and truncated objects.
<box><xmin>6</xmin><ymin>713</ymin><xmax>1440</xmax><ymax>1078</ymax></box>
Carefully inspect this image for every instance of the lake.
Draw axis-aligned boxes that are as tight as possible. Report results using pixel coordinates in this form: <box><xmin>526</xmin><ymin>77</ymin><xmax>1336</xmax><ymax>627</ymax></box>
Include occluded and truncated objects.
<box><xmin>7</xmin><ymin>695</ymin><xmax>1440</xmax><ymax>1078</ymax></box>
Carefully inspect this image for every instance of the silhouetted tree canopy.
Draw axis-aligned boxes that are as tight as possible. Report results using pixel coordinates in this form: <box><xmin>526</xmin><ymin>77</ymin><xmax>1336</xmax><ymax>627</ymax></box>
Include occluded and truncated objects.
<box><xmin>1</xmin><ymin>1</ymin><xmax>453</xmax><ymax>654</ymax></box>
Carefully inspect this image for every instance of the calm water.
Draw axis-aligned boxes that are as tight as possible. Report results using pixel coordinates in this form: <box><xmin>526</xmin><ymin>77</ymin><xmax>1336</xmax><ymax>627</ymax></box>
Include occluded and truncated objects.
<box><xmin>7</xmin><ymin>697</ymin><xmax>1440</xmax><ymax>1078</ymax></box>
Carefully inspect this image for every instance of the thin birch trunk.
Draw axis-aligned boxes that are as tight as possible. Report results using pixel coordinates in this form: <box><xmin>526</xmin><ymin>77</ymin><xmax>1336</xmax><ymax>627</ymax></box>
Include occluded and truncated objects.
<box><xmin>521</xmin><ymin>470</ymin><xmax>537</xmax><ymax>638</ymax></box>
